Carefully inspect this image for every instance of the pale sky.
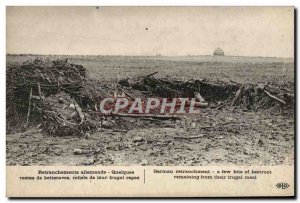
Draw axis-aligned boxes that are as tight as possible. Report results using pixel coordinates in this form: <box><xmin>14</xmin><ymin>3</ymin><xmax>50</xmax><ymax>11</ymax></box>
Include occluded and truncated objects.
<box><xmin>6</xmin><ymin>6</ymin><xmax>294</xmax><ymax>58</ymax></box>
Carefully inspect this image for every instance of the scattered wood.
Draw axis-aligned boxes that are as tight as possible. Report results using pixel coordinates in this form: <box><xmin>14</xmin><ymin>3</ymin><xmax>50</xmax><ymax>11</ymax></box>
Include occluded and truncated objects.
<box><xmin>26</xmin><ymin>88</ymin><xmax>33</xmax><ymax>125</ymax></box>
<box><xmin>140</xmin><ymin>117</ymin><xmax>164</xmax><ymax>121</ymax></box>
<box><xmin>230</xmin><ymin>87</ymin><xmax>242</xmax><ymax>106</ymax></box>
<box><xmin>120</xmin><ymin>88</ymin><xmax>135</xmax><ymax>100</ymax></box>
<box><xmin>37</xmin><ymin>82</ymin><xmax>44</xmax><ymax>119</ymax></box>
<box><xmin>194</xmin><ymin>92</ymin><xmax>205</xmax><ymax>102</ymax></box>
<box><xmin>113</xmin><ymin>90</ymin><xmax>117</xmax><ymax>98</ymax></box>
<box><xmin>186</xmin><ymin>100</ymin><xmax>208</xmax><ymax>108</ymax></box>
<box><xmin>102</xmin><ymin>120</ymin><xmax>116</xmax><ymax>128</ymax></box>
<box><xmin>283</xmin><ymin>93</ymin><xmax>294</xmax><ymax>105</ymax></box>
<box><xmin>229</xmin><ymin>79</ymin><xmax>240</xmax><ymax>84</ymax></box>
<box><xmin>112</xmin><ymin>129</ymin><xmax>128</xmax><ymax>133</ymax></box>
<box><xmin>74</xmin><ymin>101</ymin><xmax>85</xmax><ymax>124</ymax></box>
<box><xmin>145</xmin><ymin>71</ymin><xmax>158</xmax><ymax>78</ymax></box>
<box><xmin>216</xmin><ymin>103</ymin><xmax>227</xmax><ymax>110</ymax></box>
<box><xmin>31</xmin><ymin>95</ymin><xmax>42</xmax><ymax>100</ymax></box>
<box><xmin>37</xmin><ymin>83</ymin><xmax>42</xmax><ymax>99</ymax></box>
<box><xmin>199</xmin><ymin>125</ymin><xmax>214</xmax><ymax>129</ymax></box>
<box><xmin>256</xmin><ymin>84</ymin><xmax>266</xmax><ymax>91</ymax></box>
<box><xmin>263</xmin><ymin>90</ymin><xmax>286</xmax><ymax>105</ymax></box>
<box><xmin>196</xmin><ymin>102</ymin><xmax>208</xmax><ymax>108</ymax></box>
<box><xmin>108</xmin><ymin>113</ymin><xmax>180</xmax><ymax>120</ymax></box>
<box><xmin>173</xmin><ymin>135</ymin><xmax>205</xmax><ymax>139</ymax></box>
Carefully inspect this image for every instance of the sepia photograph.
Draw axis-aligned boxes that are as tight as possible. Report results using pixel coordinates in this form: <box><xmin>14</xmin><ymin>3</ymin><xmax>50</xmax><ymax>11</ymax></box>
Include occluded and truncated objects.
<box><xmin>5</xmin><ymin>6</ymin><xmax>295</xmax><ymax>197</ymax></box>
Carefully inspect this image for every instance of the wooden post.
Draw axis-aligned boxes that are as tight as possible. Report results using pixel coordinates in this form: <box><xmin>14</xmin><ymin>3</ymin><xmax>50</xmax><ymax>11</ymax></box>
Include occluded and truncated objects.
<box><xmin>37</xmin><ymin>83</ymin><xmax>43</xmax><ymax>119</ymax></box>
<box><xmin>145</xmin><ymin>71</ymin><xmax>158</xmax><ymax>78</ymax></box>
<box><xmin>230</xmin><ymin>87</ymin><xmax>242</xmax><ymax>106</ymax></box>
<box><xmin>74</xmin><ymin>101</ymin><xmax>85</xmax><ymax>124</ymax></box>
<box><xmin>263</xmin><ymin>90</ymin><xmax>286</xmax><ymax>105</ymax></box>
<box><xmin>121</xmin><ymin>88</ymin><xmax>135</xmax><ymax>100</ymax></box>
<box><xmin>26</xmin><ymin>87</ymin><xmax>33</xmax><ymax>125</ymax></box>
<box><xmin>194</xmin><ymin>92</ymin><xmax>205</xmax><ymax>102</ymax></box>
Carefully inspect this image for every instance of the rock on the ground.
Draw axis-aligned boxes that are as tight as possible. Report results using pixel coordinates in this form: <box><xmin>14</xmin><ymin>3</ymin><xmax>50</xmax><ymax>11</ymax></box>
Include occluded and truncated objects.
<box><xmin>69</xmin><ymin>103</ymin><xmax>75</xmax><ymax>109</ymax></box>
<box><xmin>73</xmin><ymin>148</ymin><xmax>83</xmax><ymax>155</ymax></box>
<box><xmin>84</xmin><ymin>158</ymin><xmax>94</xmax><ymax>165</ymax></box>
<box><xmin>101</xmin><ymin>120</ymin><xmax>115</xmax><ymax>129</ymax></box>
<box><xmin>141</xmin><ymin>159</ymin><xmax>148</xmax><ymax>166</ymax></box>
<box><xmin>85</xmin><ymin>132</ymin><xmax>91</xmax><ymax>139</ymax></box>
<box><xmin>132</xmin><ymin>136</ymin><xmax>144</xmax><ymax>143</ymax></box>
<box><xmin>58</xmin><ymin>97</ymin><xmax>64</xmax><ymax>104</ymax></box>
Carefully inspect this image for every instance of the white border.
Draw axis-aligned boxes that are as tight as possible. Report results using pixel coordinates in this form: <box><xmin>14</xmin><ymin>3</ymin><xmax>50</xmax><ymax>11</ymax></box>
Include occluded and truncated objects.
<box><xmin>0</xmin><ymin>0</ymin><xmax>298</xmax><ymax>6</ymax></box>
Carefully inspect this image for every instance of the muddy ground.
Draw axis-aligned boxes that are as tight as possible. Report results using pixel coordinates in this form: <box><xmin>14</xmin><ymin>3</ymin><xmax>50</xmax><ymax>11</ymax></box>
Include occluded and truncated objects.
<box><xmin>6</xmin><ymin>107</ymin><xmax>294</xmax><ymax>166</ymax></box>
<box><xmin>6</xmin><ymin>55</ymin><xmax>294</xmax><ymax>166</ymax></box>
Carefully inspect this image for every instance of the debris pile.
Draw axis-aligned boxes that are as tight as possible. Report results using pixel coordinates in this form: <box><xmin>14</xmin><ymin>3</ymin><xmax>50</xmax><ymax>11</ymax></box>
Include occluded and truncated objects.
<box><xmin>6</xmin><ymin>58</ymin><xmax>102</xmax><ymax>135</ymax></box>
<box><xmin>119</xmin><ymin>72</ymin><xmax>294</xmax><ymax>113</ymax></box>
<box><xmin>42</xmin><ymin>92</ymin><xmax>100</xmax><ymax>136</ymax></box>
<box><xmin>6</xmin><ymin>58</ymin><xmax>294</xmax><ymax>136</ymax></box>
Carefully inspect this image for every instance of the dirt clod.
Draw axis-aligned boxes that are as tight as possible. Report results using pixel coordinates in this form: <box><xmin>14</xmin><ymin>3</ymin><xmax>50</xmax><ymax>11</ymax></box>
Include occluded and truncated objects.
<box><xmin>74</xmin><ymin>148</ymin><xmax>83</xmax><ymax>155</ymax></box>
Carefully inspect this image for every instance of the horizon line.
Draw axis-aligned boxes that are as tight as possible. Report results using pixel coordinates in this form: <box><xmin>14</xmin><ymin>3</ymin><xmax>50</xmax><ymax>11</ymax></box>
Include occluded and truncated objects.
<box><xmin>6</xmin><ymin>53</ymin><xmax>294</xmax><ymax>60</ymax></box>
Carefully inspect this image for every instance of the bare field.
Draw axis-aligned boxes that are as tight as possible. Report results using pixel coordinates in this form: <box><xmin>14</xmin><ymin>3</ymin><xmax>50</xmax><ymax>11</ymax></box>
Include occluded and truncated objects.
<box><xmin>6</xmin><ymin>55</ymin><xmax>295</xmax><ymax>166</ymax></box>
<box><xmin>7</xmin><ymin>109</ymin><xmax>294</xmax><ymax>166</ymax></box>
<box><xmin>6</xmin><ymin>55</ymin><xmax>294</xmax><ymax>85</ymax></box>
